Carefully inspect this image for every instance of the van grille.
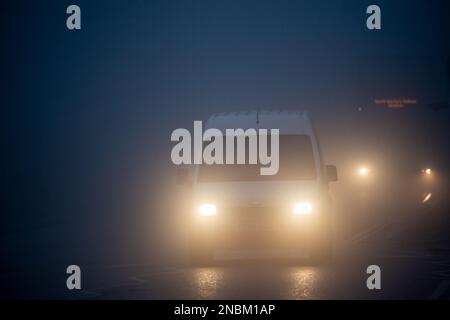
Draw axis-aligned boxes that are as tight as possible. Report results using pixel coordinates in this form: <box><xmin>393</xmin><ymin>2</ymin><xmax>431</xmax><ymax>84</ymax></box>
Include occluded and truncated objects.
<box><xmin>222</xmin><ymin>206</ymin><xmax>282</xmax><ymax>230</ymax></box>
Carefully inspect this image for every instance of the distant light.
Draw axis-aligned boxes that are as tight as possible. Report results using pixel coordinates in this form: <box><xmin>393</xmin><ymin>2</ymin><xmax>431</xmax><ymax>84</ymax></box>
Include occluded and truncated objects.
<box><xmin>422</xmin><ymin>193</ymin><xmax>432</xmax><ymax>203</ymax></box>
<box><xmin>422</xmin><ymin>168</ymin><xmax>432</xmax><ymax>175</ymax></box>
<box><xmin>358</xmin><ymin>167</ymin><xmax>369</xmax><ymax>176</ymax></box>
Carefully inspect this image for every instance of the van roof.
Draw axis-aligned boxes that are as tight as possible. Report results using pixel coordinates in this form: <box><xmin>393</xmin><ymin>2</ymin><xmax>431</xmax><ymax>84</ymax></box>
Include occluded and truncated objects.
<box><xmin>205</xmin><ymin>110</ymin><xmax>314</xmax><ymax>135</ymax></box>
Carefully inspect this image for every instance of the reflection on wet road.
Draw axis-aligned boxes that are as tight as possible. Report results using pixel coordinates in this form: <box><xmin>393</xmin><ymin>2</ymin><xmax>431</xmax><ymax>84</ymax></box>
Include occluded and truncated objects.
<box><xmin>79</xmin><ymin>246</ymin><xmax>449</xmax><ymax>300</ymax></box>
<box><xmin>289</xmin><ymin>267</ymin><xmax>320</xmax><ymax>299</ymax></box>
<box><xmin>194</xmin><ymin>268</ymin><xmax>223</xmax><ymax>299</ymax></box>
<box><xmin>189</xmin><ymin>266</ymin><xmax>326</xmax><ymax>299</ymax></box>
<box><xmin>5</xmin><ymin>238</ymin><xmax>449</xmax><ymax>299</ymax></box>
<box><xmin>87</xmin><ymin>264</ymin><xmax>334</xmax><ymax>299</ymax></box>
<box><xmin>190</xmin><ymin>266</ymin><xmax>326</xmax><ymax>299</ymax></box>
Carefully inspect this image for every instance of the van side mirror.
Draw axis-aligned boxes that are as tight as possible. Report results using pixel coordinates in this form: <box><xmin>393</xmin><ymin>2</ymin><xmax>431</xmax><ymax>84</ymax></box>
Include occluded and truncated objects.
<box><xmin>176</xmin><ymin>168</ymin><xmax>193</xmax><ymax>187</ymax></box>
<box><xmin>326</xmin><ymin>165</ymin><xmax>338</xmax><ymax>182</ymax></box>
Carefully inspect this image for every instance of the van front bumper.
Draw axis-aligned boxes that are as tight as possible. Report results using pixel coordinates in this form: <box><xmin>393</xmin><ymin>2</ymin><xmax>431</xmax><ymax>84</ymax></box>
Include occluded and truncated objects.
<box><xmin>189</xmin><ymin>206</ymin><xmax>331</xmax><ymax>249</ymax></box>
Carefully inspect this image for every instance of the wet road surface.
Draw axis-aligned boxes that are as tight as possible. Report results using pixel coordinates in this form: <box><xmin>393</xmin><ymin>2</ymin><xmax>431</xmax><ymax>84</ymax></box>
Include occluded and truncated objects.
<box><xmin>71</xmin><ymin>237</ymin><xmax>448</xmax><ymax>299</ymax></box>
<box><xmin>2</xmin><ymin>194</ymin><xmax>449</xmax><ymax>300</ymax></box>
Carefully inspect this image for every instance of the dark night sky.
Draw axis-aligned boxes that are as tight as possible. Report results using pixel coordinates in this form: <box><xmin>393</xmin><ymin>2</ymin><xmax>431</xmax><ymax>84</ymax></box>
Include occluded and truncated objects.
<box><xmin>2</xmin><ymin>0</ymin><xmax>449</xmax><ymax>270</ymax></box>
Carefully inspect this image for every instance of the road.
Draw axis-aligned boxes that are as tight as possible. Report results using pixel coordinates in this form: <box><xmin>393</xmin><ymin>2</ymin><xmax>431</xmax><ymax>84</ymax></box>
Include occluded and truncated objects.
<box><xmin>73</xmin><ymin>247</ymin><xmax>449</xmax><ymax>299</ymax></box>
<box><xmin>2</xmin><ymin>192</ymin><xmax>449</xmax><ymax>299</ymax></box>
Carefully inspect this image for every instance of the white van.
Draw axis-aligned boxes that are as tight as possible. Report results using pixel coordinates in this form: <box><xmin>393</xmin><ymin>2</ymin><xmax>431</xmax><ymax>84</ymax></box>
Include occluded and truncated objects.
<box><xmin>177</xmin><ymin>110</ymin><xmax>337</xmax><ymax>264</ymax></box>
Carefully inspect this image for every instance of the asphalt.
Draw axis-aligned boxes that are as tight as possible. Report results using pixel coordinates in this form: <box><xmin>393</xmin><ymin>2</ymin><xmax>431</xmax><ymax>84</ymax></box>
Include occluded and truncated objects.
<box><xmin>2</xmin><ymin>192</ymin><xmax>449</xmax><ymax>299</ymax></box>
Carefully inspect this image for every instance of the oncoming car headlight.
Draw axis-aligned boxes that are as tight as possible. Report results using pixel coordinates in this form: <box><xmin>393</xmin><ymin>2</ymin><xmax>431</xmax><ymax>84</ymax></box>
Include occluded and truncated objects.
<box><xmin>293</xmin><ymin>202</ymin><xmax>313</xmax><ymax>215</ymax></box>
<box><xmin>198</xmin><ymin>203</ymin><xmax>217</xmax><ymax>216</ymax></box>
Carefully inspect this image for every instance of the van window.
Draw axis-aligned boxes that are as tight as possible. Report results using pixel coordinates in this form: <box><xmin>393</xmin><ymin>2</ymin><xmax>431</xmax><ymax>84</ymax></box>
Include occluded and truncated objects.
<box><xmin>198</xmin><ymin>134</ymin><xmax>316</xmax><ymax>182</ymax></box>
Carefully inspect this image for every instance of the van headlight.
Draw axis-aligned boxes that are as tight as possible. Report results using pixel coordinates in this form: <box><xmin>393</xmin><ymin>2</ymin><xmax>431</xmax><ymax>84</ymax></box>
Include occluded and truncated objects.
<box><xmin>198</xmin><ymin>203</ymin><xmax>217</xmax><ymax>216</ymax></box>
<box><xmin>293</xmin><ymin>202</ymin><xmax>313</xmax><ymax>215</ymax></box>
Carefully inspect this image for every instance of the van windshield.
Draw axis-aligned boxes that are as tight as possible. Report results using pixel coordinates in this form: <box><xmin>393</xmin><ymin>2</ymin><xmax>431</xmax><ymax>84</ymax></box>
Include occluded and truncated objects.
<box><xmin>198</xmin><ymin>134</ymin><xmax>317</xmax><ymax>182</ymax></box>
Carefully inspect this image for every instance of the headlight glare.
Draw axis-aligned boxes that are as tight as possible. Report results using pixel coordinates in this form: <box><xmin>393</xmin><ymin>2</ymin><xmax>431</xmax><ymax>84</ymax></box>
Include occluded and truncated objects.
<box><xmin>293</xmin><ymin>202</ymin><xmax>313</xmax><ymax>215</ymax></box>
<box><xmin>199</xmin><ymin>203</ymin><xmax>217</xmax><ymax>216</ymax></box>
